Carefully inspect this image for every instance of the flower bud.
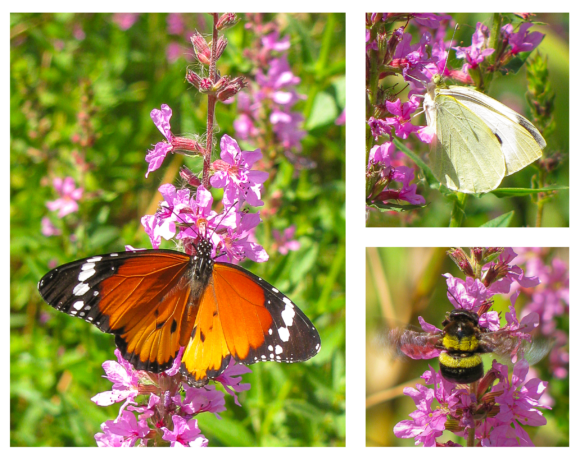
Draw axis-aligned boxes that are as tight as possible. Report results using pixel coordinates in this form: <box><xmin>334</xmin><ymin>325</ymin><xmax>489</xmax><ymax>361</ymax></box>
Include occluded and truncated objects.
<box><xmin>199</xmin><ymin>78</ymin><xmax>214</xmax><ymax>93</ymax></box>
<box><xmin>191</xmin><ymin>31</ymin><xmax>211</xmax><ymax>65</ymax></box>
<box><xmin>171</xmin><ymin>137</ymin><xmax>205</xmax><ymax>155</ymax></box>
<box><xmin>185</xmin><ymin>69</ymin><xmax>202</xmax><ymax>89</ymax></box>
<box><xmin>179</xmin><ymin>166</ymin><xmax>202</xmax><ymax>188</ymax></box>
<box><xmin>217</xmin><ymin>76</ymin><xmax>247</xmax><ymax>102</ymax></box>
<box><xmin>216</xmin><ymin>13</ymin><xmax>240</xmax><ymax>31</ymax></box>
<box><xmin>447</xmin><ymin>248</ymin><xmax>475</xmax><ymax>277</ymax></box>
<box><xmin>214</xmin><ymin>36</ymin><xmax>227</xmax><ymax>61</ymax></box>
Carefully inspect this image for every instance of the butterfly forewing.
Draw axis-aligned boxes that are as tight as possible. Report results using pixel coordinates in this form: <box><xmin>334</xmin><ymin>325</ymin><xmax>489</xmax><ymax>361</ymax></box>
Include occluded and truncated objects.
<box><xmin>38</xmin><ymin>250</ymin><xmax>192</xmax><ymax>372</ymax></box>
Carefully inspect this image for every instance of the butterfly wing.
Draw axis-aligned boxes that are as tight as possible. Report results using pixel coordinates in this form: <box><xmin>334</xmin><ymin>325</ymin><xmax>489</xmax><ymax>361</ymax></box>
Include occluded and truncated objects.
<box><xmin>181</xmin><ymin>262</ymin><xmax>321</xmax><ymax>383</ymax></box>
<box><xmin>444</xmin><ymin>86</ymin><xmax>545</xmax><ymax>175</ymax></box>
<box><xmin>428</xmin><ymin>90</ymin><xmax>506</xmax><ymax>193</ymax></box>
<box><xmin>38</xmin><ymin>250</ymin><xmax>194</xmax><ymax>372</ymax></box>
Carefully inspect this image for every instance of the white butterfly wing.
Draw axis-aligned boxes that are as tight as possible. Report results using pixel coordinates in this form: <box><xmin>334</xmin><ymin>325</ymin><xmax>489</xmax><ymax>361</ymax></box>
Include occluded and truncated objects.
<box><xmin>441</xmin><ymin>86</ymin><xmax>545</xmax><ymax>175</ymax></box>
<box><xmin>427</xmin><ymin>91</ymin><xmax>506</xmax><ymax>193</ymax></box>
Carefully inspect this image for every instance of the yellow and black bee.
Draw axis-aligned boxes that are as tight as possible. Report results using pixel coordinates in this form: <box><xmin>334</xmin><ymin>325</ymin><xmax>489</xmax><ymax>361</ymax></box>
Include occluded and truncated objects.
<box><xmin>389</xmin><ymin>309</ymin><xmax>550</xmax><ymax>384</ymax></box>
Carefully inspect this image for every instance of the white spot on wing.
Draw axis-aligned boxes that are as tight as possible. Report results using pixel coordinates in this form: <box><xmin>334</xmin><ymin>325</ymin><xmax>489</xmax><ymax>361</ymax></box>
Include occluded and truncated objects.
<box><xmin>272</xmin><ymin>288</ymin><xmax>279</xmax><ymax>293</ymax></box>
<box><xmin>78</xmin><ymin>266</ymin><xmax>96</xmax><ymax>281</ymax></box>
<box><xmin>73</xmin><ymin>282</ymin><xmax>90</xmax><ymax>296</ymax></box>
<box><xmin>278</xmin><ymin>327</ymin><xmax>290</xmax><ymax>342</ymax></box>
<box><xmin>110</xmin><ymin>253</ymin><xmax>118</xmax><ymax>257</ymax></box>
<box><xmin>281</xmin><ymin>301</ymin><xmax>295</xmax><ymax>327</ymax></box>
<box><xmin>87</xmin><ymin>257</ymin><xmax>102</xmax><ymax>262</ymax></box>
<box><xmin>275</xmin><ymin>345</ymin><xmax>283</xmax><ymax>354</ymax></box>
<box><xmin>73</xmin><ymin>301</ymin><xmax>84</xmax><ymax>310</ymax></box>
<box><xmin>268</xmin><ymin>345</ymin><xmax>273</xmax><ymax>351</ymax></box>
<box><xmin>268</xmin><ymin>329</ymin><xmax>273</xmax><ymax>335</ymax></box>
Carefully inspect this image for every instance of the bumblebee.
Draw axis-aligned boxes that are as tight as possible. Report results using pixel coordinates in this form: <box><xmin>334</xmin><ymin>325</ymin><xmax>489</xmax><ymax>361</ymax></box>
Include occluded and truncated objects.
<box><xmin>389</xmin><ymin>309</ymin><xmax>549</xmax><ymax>384</ymax></box>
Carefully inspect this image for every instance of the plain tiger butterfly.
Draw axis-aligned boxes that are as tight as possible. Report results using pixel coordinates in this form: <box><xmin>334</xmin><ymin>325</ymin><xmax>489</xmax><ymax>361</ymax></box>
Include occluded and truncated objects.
<box><xmin>37</xmin><ymin>237</ymin><xmax>321</xmax><ymax>385</ymax></box>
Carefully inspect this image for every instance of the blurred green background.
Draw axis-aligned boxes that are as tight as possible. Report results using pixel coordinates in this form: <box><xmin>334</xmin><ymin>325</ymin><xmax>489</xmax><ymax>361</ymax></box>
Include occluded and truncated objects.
<box><xmin>367</xmin><ymin>13</ymin><xmax>569</xmax><ymax>227</ymax></box>
<box><xmin>11</xmin><ymin>13</ymin><xmax>345</xmax><ymax>447</ymax></box>
<box><xmin>366</xmin><ymin>247</ymin><xmax>569</xmax><ymax>446</ymax></box>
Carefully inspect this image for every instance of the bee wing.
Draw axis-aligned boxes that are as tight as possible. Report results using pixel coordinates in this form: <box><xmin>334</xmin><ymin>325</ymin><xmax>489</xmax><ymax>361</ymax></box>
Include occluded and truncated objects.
<box><xmin>388</xmin><ymin>329</ymin><xmax>442</xmax><ymax>360</ymax></box>
<box><xmin>479</xmin><ymin>331</ymin><xmax>553</xmax><ymax>365</ymax></box>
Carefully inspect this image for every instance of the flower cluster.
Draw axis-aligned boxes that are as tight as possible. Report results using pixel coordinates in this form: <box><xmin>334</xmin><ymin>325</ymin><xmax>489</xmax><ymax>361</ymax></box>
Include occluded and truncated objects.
<box><xmin>143</xmin><ymin>109</ymin><xmax>269</xmax><ymax>264</ymax></box>
<box><xmin>394</xmin><ymin>359</ymin><xmax>550</xmax><ymax>447</ymax></box>
<box><xmin>365</xmin><ymin>14</ymin><xmax>545</xmax><ymax>214</ymax></box>
<box><xmin>366</xmin><ymin>141</ymin><xmax>425</xmax><ymax>207</ymax></box>
<box><xmin>42</xmin><ymin>176</ymin><xmax>83</xmax><ymax>236</ymax></box>
<box><xmin>93</xmin><ymin>350</ymin><xmax>251</xmax><ymax>446</ymax></box>
<box><xmin>514</xmin><ymin>248</ymin><xmax>569</xmax><ymax>379</ymax></box>
<box><xmin>394</xmin><ymin>247</ymin><xmax>552</xmax><ymax>447</ymax></box>
<box><xmin>234</xmin><ymin>17</ymin><xmax>309</xmax><ymax>167</ymax></box>
<box><xmin>95</xmin><ymin>14</ymin><xmax>265</xmax><ymax>447</ymax></box>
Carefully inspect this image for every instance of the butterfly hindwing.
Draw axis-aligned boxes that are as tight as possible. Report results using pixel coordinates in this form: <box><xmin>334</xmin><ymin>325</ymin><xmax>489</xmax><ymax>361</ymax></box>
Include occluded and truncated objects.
<box><xmin>38</xmin><ymin>250</ymin><xmax>193</xmax><ymax>372</ymax></box>
<box><xmin>189</xmin><ymin>262</ymin><xmax>320</xmax><ymax>371</ymax></box>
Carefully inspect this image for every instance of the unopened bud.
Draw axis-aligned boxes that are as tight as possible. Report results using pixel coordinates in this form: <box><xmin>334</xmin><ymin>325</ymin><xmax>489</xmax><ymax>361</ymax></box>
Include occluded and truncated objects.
<box><xmin>171</xmin><ymin>137</ymin><xmax>205</xmax><ymax>155</ymax></box>
<box><xmin>216</xmin><ymin>13</ymin><xmax>240</xmax><ymax>31</ymax></box>
<box><xmin>179</xmin><ymin>166</ymin><xmax>202</xmax><ymax>187</ymax></box>
<box><xmin>185</xmin><ymin>70</ymin><xmax>203</xmax><ymax>89</ymax></box>
<box><xmin>447</xmin><ymin>247</ymin><xmax>475</xmax><ymax>277</ymax></box>
<box><xmin>217</xmin><ymin>76</ymin><xmax>247</xmax><ymax>101</ymax></box>
<box><xmin>191</xmin><ymin>31</ymin><xmax>211</xmax><ymax>65</ymax></box>
<box><xmin>199</xmin><ymin>78</ymin><xmax>214</xmax><ymax>93</ymax></box>
<box><xmin>214</xmin><ymin>36</ymin><xmax>227</xmax><ymax>61</ymax></box>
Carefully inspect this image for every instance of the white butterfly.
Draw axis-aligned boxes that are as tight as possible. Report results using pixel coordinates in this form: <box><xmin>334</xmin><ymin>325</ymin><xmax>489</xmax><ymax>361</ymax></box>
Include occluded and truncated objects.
<box><xmin>423</xmin><ymin>75</ymin><xmax>546</xmax><ymax>194</ymax></box>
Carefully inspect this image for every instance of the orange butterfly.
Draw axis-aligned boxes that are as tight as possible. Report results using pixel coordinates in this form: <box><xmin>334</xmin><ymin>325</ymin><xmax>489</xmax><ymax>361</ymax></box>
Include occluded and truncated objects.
<box><xmin>38</xmin><ymin>238</ymin><xmax>320</xmax><ymax>385</ymax></box>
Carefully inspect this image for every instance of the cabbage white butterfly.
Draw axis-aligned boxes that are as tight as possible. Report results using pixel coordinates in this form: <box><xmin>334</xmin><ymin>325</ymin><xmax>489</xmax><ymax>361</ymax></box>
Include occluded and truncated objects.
<box><xmin>423</xmin><ymin>74</ymin><xmax>546</xmax><ymax>193</ymax></box>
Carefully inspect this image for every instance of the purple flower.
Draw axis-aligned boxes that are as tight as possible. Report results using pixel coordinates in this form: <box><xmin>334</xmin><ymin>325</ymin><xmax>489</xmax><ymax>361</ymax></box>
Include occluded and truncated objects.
<box><xmin>167</xmin><ymin>13</ymin><xmax>185</xmax><ymax>35</ymax></box>
<box><xmin>215</xmin><ymin>359</ymin><xmax>252</xmax><ymax>406</ymax></box>
<box><xmin>335</xmin><ymin>108</ymin><xmax>346</xmax><ymax>125</ymax></box>
<box><xmin>501</xmin><ymin>23</ymin><xmax>544</xmax><ymax>55</ymax></box>
<box><xmin>178</xmin><ymin>385</ymin><xmax>226</xmax><ymax>418</ymax></box>
<box><xmin>272</xmin><ymin>225</ymin><xmax>301</xmax><ymax>255</ymax></box>
<box><xmin>453</xmin><ymin>22</ymin><xmax>495</xmax><ymax>73</ymax></box>
<box><xmin>210</xmin><ymin>135</ymin><xmax>269</xmax><ymax>209</ymax></box>
<box><xmin>161</xmin><ymin>415</ymin><xmax>208</xmax><ymax>447</ymax></box>
<box><xmin>145</xmin><ymin>104</ymin><xmax>174</xmax><ymax>178</ymax></box>
<box><xmin>41</xmin><ymin>216</ymin><xmax>61</xmax><ymax>236</ymax></box>
<box><xmin>111</xmin><ymin>13</ymin><xmax>139</xmax><ymax>31</ymax></box>
<box><xmin>484</xmin><ymin>248</ymin><xmax>541</xmax><ymax>294</ymax></box>
<box><xmin>256</xmin><ymin>56</ymin><xmax>302</xmax><ymax>108</ymax></box>
<box><xmin>91</xmin><ymin>349</ymin><xmax>141</xmax><ymax>417</ymax></box>
<box><xmin>216</xmin><ymin>211</ymin><xmax>269</xmax><ymax>263</ymax></box>
<box><xmin>271</xmin><ymin>110</ymin><xmax>306</xmax><ymax>150</ymax></box>
<box><xmin>394</xmin><ymin>366</ymin><xmax>454</xmax><ymax>446</ymax></box>
<box><xmin>46</xmin><ymin>176</ymin><xmax>83</xmax><ymax>218</ymax></box>
<box><xmin>262</xmin><ymin>31</ymin><xmax>290</xmax><ymax>52</ymax></box>
<box><xmin>166</xmin><ymin>42</ymin><xmax>183</xmax><ymax>63</ymax></box>
<box><xmin>95</xmin><ymin>410</ymin><xmax>150</xmax><ymax>447</ymax></box>
<box><xmin>444</xmin><ymin>274</ymin><xmax>491</xmax><ymax>312</ymax></box>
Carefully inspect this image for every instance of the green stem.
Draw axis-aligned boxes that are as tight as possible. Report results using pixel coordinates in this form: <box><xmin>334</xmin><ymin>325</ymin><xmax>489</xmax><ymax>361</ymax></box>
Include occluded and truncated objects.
<box><xmin>449</xmin><ymin>192</ymin><xmax>467</xmax><ymax>227</ymax></box>
<box><xmin>535</xmin><ymin>169</ymin><xmax>546</xmax><ymax>227</ymax></box>
<box><xmin>467</xmin><ymin>381</ymin><xmax>478</xmax><ymax>446</ymax></box>
<box><xmin>203</xmin><ymin>13</ymin><xmax>219</xmax><ymax>190</ymax></box>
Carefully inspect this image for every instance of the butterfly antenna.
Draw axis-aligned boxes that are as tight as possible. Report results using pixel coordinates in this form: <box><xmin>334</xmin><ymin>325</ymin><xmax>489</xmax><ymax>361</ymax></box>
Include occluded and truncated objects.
<box><xmin>442</xmin><ymin>23</ymin><xmax>460</xmax><ymax>76</ymax></box>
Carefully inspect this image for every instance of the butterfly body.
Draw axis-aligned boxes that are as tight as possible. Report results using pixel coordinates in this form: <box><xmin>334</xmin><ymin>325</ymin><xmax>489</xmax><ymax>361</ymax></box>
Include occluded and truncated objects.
<box><xmin>38</xmin><ymin>241</ymin><xmax>321</xmax><ymax>384</ymax></box>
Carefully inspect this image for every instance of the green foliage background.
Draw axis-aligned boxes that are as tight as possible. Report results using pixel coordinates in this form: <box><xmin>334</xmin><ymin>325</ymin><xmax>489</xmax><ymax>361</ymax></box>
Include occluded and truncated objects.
<box><xmin>366</xmin><ymin>247</ymin><xmax>569</xmax><ymax>447</ymax></box>
<box><xmin>10</xmin><ymin>13</ymin><xmax>345</xmax><ymax>447</ymax></box>
<box><xmin>367</xmin><ymin>13</ymin><xmax>569</xmax><ymax>227</ymax></box>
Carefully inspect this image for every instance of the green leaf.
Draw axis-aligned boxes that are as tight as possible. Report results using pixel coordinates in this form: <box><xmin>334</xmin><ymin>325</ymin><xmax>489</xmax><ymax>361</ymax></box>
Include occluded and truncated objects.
<box><xmin>305</xmin><ymin>92</ymin><xmax>338</xmax><ymax>130</ymax></box>
<box><xmin>480</xmin><ymin>211</ymin><xmax>515</xmax><ymax>227</ymax></box>
<box><xmin>491</xmin><ymin>185</ymin><xmax>568</xmax><ymax>198</ymax></box>
<box><xmin>391</xmin><ymin>138</ymin><xmax>453</xmax><ymax>194</ymax></box>
<box><xmin>367</xmin><ymin>201</ymin><xmax>427</xmax><ymax>212</ymax></box>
